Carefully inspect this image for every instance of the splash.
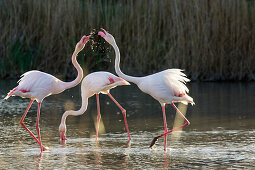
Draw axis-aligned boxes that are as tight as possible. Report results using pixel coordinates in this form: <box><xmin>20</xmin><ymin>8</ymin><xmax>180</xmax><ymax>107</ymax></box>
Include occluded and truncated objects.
<box><xmin>84</xmin><ymin>28</ymin><xmax>112</xmax><ymax>71</ymax></box>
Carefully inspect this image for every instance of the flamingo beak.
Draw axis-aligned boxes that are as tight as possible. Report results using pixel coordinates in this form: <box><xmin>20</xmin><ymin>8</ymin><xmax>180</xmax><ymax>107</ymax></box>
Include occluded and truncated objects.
<box><xmin>88</xmin><ymin>33</ymin><xmax>96</xmax><ymax>39</ymax></box>
<box><xmin>98</xmin><ymin>28</ymin><xmax>108</xmax><ymax>37</ymax></box>
<box><xmin>117</xmin><ymin>77</ymin><xmax>130</xmax><ymax>85</ymax></box>
<box><xmin>100</xmin><ymin>28</ymin><xmax>107</xmax><ymax>34</ymax></box>
<box><xmin>60</xmin><ymin>132</ymin><xmax>66</xmax><ymax>141</ymax></box>
<box><xmin>81</xmin><ymin>35</ymin><xmax>90</xmax><ymax>43</ymax></box>
<box><xmin>98</xmin><ymin>31</ymin><xmax>106</xmax><ymax>37</ymax></box>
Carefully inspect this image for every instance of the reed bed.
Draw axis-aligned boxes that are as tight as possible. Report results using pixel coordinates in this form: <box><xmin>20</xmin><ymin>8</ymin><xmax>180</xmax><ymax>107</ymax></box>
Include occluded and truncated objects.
<box><xmin>0</xmin><ymin>0</ymin><xmax>254</xmax><ymax>81</ymax></box>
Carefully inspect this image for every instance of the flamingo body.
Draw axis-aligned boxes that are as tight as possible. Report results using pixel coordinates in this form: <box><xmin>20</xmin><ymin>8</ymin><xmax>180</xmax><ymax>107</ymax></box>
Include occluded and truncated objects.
<box><xmin>137</xmin><ymin>69</ymin><xmax>194</xmax><ymax>105</ymax></box>
<box><xmin>5</xmin><ymin>70</ymin><xmax>67</xmax><ymax>102</ymax></box>
<box><xmin>4</xmin><ymin>35</ymin><xmax>91</xmax><ymax>152</ymax></box>
<box><xmin>59</xmin><ymin>71</ymin><xmax>131</xmax><ymax>141</ymax></box>
<box><xmin>82</xmin><ymin>71</ymin><xmax>129</xmax><ymax>96</ymax></box>
<box><xmin>98</xmin><ymin>29</ymin><xmax>195</xmax><ymax>150</ymax></box>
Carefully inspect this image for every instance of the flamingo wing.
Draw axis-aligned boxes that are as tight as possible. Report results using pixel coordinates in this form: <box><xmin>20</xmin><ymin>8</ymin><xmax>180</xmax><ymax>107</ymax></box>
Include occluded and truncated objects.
<box><xmin>5</xmin><ymin>70</ymin><xmax>61</xmax><ymax>101</ymax></box>
<box><xmin>163</xmin><ymin>69</ymin><xmax>190</xmax><ymax>94</ymax></box>
<box><xmin>137</xmin><ymin>69</ymin><xmax>191</xmax><ymax>104</ymax></box>
<box><xmin>82</xmin><ymin>72</ymin><xmax>129</xmax><ymax>96</ymax></box>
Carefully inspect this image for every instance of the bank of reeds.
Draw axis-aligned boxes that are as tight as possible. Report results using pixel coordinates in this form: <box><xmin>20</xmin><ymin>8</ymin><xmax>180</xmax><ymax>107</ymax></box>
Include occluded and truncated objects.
<box><xmin>0</xmin><ymin>0</ymin><xmax>254</xmax><ymax>81</ymax></box>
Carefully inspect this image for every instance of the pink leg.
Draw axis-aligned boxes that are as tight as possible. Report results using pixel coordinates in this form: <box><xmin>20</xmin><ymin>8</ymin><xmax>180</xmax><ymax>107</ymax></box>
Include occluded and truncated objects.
<box><xmin>19</xmin><ymin>100</ymin><xmax>48</xmax><ymax>151</ymax></box>
<box><xmin>19</xmin><ymin>100</ymin><xmax>41</xmax><ymax>144</ymax></box>
<box><xmin>162</xmin><ymin>105</ymin><xmax>168</xmax><ymax>150</ymax></box>
<box><xmin>35</xmin><ymin>102</ymin><xmax>43</xmax><ymax>152</ymax></box>
<box><xmin>150</xmin><ymin>103</ymin><xmax>190</xmax><ymax>148</ymax></box>
<box><xmin>107</xmin><ymin>93</ymin><xmax>131</xmax><ymax>140</ymax></box>
<box><xmin>95</xmin><ymin>94</ymin><xmax>101</xmax><ymax>140</ymax></box>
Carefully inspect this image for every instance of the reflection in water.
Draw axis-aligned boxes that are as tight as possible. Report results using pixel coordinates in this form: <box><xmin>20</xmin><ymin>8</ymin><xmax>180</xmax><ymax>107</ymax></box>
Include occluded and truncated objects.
<box><xmin>164</xmin><ymin>152</ymin><xmax>169</xmax><ymax>170</ymax></box>
<box><xmin>36</xmin><ymin>153</ymin><xmax>43</xmax><ymax>170</ymax></box>
<box><xmin>0</xmin><ymin>81</ymin><xmax>255</xmax><ymax>169</ymax></box>
<box><xmin>170</xmin><ymin>103</ymin><xmax>188</xmax><ymax>143</ymax></box>
<box><xmin>92</xmin><ymin>110</ymin><xmax>106</xmax><ymax>138</ymax></box>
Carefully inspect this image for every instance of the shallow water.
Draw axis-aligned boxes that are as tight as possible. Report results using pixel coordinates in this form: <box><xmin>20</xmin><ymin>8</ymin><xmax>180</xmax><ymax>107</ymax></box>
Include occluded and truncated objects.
<box><xmin>0</xmin><ymin>81</ymin><xmax>255</xmax><ymax>169</ymax></box>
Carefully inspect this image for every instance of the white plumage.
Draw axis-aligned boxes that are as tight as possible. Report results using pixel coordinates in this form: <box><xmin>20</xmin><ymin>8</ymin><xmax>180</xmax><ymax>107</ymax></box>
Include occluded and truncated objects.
<box><xmin>82</xmin><ymin>71</ymin><xmax>129</xmax><ymax>96</ymax></box>
<box><xmin>98</xmin><ymin>29</ymin><xmax>195</xmax><ymax>150</ymax></box>
<box><xmin>4</xmin><ymin>35</ymin><xmax>90</xmax><ymax>152</ymax></box>
<box><xmin>59</xmin><ymin>71</ymin><xmax>131</xmax><ymax>141</ymax></box>
<box><xmin>5</xmin><ymin>70</ymin><xmax>63</xmax><ymax>102</ymax></box>
<box><xmin>137</xmin><ymin>69</ymin><xmax>193</xmax><ymax>105</ymax></box>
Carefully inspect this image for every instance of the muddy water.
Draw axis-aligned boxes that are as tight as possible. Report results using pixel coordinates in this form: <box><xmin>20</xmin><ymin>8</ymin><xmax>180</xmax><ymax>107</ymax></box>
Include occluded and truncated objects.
<box><xmin>0</xmin><ymin>81</ymin><xmax>255</xmax><ymax>169</ymax></box>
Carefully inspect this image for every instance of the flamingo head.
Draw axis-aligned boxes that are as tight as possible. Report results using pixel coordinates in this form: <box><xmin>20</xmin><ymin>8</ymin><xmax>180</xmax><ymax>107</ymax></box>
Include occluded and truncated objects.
<box><xmin>75</xmin><ymin>35</ymin><xmax>90</xmax><ymax>52</ymax></box>
<box><xmin>59</xmin><ymin>123</ymin><xmax>67</xmax><ymax>141</ymax></box>
<box><xmin>98</xmin><ymin>28</ymin><xmax>116</xmax><ymax>45</ymax></box>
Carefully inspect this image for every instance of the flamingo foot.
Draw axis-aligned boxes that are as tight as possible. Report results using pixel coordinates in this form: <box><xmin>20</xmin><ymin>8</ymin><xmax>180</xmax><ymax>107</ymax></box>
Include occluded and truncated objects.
<box><xmin>150</xmin><ymin>136</ymin><xmax>159</xmax><ymax>148</ymax></box>
<box><xmin>126</xmin><ymin>139</ymin><xmax>131</xmax><ymax>148</ymax></box>
<box><xmin>60</xmin><ymin>139</ymin><xmax>66</xmax><ymax>145</ymax></box>
<box><xmin>42</xmin><ymin>146</ymin><xmax>51</xmax><ymax>151</ymax></box>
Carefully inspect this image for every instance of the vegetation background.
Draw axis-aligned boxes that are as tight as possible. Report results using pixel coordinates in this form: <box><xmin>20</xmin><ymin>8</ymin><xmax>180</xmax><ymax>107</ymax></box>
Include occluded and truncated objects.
<box><xmin>0</xmin><ymin>0</ymin><xmax>254</xmax><ymax>81</ymax></box>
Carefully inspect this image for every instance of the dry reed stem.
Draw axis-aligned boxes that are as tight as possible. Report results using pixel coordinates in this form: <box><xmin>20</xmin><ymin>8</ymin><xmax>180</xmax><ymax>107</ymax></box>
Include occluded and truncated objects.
<box><xmin>0</xmin><ymin>0</ymin><xmax>254</xmax><ymax>80</ymax></box>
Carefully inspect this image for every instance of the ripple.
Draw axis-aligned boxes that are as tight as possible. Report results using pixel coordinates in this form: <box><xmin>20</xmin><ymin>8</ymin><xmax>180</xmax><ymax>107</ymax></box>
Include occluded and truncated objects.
<box><xmin>1</xmin><ymin>82</ymin><xmax>255</xmax><ymax>169</ymax></box>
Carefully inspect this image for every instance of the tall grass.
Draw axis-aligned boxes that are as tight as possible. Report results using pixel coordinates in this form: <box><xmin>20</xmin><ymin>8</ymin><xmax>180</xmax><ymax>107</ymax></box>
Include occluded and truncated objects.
<box><xmin>0</xmin><ymin>0</ymin><xmax>254</xmax><ymax>81</ymax></box>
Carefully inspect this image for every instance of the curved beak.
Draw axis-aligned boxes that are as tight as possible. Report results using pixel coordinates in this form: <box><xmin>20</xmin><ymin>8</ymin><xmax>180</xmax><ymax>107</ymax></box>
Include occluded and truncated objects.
<box><xmin>117</xmin><ymin>77</ymin><xmax>130</xmax><ymax>86</ymax></box>
<box><xmin>81</xmin><ymin>35</ymin><xmax>90</xmax><ymax>43</ymax></box>
<box><xmin>60</xmin><ymin>132</ymin><xmax>66</xmax><ymax>141</ymax></box>
<box><xmin>98</xmin><ymin>28</ymin><xmax>108</xmax><ymax>37</ymax></box>
<box><xmin>88</xmin><ymin>33</ymin><xmax>95</xmax><ymax>39</ymax></box>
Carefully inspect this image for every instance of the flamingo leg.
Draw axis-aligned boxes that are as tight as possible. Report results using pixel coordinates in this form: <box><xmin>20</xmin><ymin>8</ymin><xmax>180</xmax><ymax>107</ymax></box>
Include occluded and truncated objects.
<box><xmin>19</xmin><ymin>100</ymin><xmax>48</xmax><ymax>151</ymax></box>
<box><xmin>107</xmin><ymin>93</ymin><xmax>131</xmax><ymax>140</ymax></box>
<box><xmin>96</xmin><ymin>94</ymin><xmax>101</xmax><ymax>140</ymax></box>
<box><xmin>19</xmin><ymin>100</ymin><xmax>41</xmax><ymax>145</ymax></box>
<box><xmin>150</xmin><ymin>103</ymin><xmax>190</xmax><ymax>148</ymax></box>
<box><xmin>162</xmin><ymin>104</ymin><xmax>168</xmax><ymax>150</ymax></box>
<box><xmin>35</xmin><ymin>102</ymin><xmax>43</xmax><ymax>152</ymax></box>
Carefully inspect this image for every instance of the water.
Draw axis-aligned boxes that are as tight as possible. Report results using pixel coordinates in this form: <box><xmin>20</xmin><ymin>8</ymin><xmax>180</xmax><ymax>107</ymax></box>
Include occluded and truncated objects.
<box><xmin>0</xmin><ymin>81</ymin><xmax>255</xmax><ymax>169</ymax></box>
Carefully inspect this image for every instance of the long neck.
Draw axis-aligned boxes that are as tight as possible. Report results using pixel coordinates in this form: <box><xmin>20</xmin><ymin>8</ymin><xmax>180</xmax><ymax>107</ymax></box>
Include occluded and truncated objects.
<box><xmin>112</xmin><ymin>42</ymin><xmax>140</xmax><ymax>84</ymax></box>
<box><xmin>60</xmin><ymin>88</ymin><xmax>89</xmax><ymax>125</ymax></box>
<box><xmin>61</xmin><ymin>50</ymin><xmax>83</xmax><ymax>90</ymax></box>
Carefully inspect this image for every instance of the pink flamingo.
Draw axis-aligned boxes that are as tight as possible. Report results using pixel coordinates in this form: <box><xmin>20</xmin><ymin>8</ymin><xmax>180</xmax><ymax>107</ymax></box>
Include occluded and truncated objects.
<box><xmin>98</xmin><ymin>29</ymin><xmax>195</xmax><ymax>150</ymax></box>
<box><xmin>4</xmin><ymin>35</ymin><xmax>91</xmax><ymax>152</ymax></box>
<box><xmin>59</xmin><ymin>71</ymin><xmax>131</xmax><ymax>141</ymax></box>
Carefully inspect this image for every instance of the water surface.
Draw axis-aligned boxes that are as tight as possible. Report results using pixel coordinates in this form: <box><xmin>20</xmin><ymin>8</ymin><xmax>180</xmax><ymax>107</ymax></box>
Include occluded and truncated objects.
<box><xmin>0</xmin><ymin>81</ymin><xmax>255</xmax><ymax>169</ymax></box>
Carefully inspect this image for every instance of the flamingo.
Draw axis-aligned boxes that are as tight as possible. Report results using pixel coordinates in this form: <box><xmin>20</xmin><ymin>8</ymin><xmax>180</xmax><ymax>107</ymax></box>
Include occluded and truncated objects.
<box><xmin>4</xmin><ymin>35</ymin><xmax>91</xmax><ymax>152</ymax></box>
<box><xmin>98</xmin><ymin>29</ymin><xmax>195</xmax><ymax>150</ymax></box>
<box><xmin>59</xmin><ymin>71</ymin><xmax>131</xmax><ymax>141</ymax></box>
